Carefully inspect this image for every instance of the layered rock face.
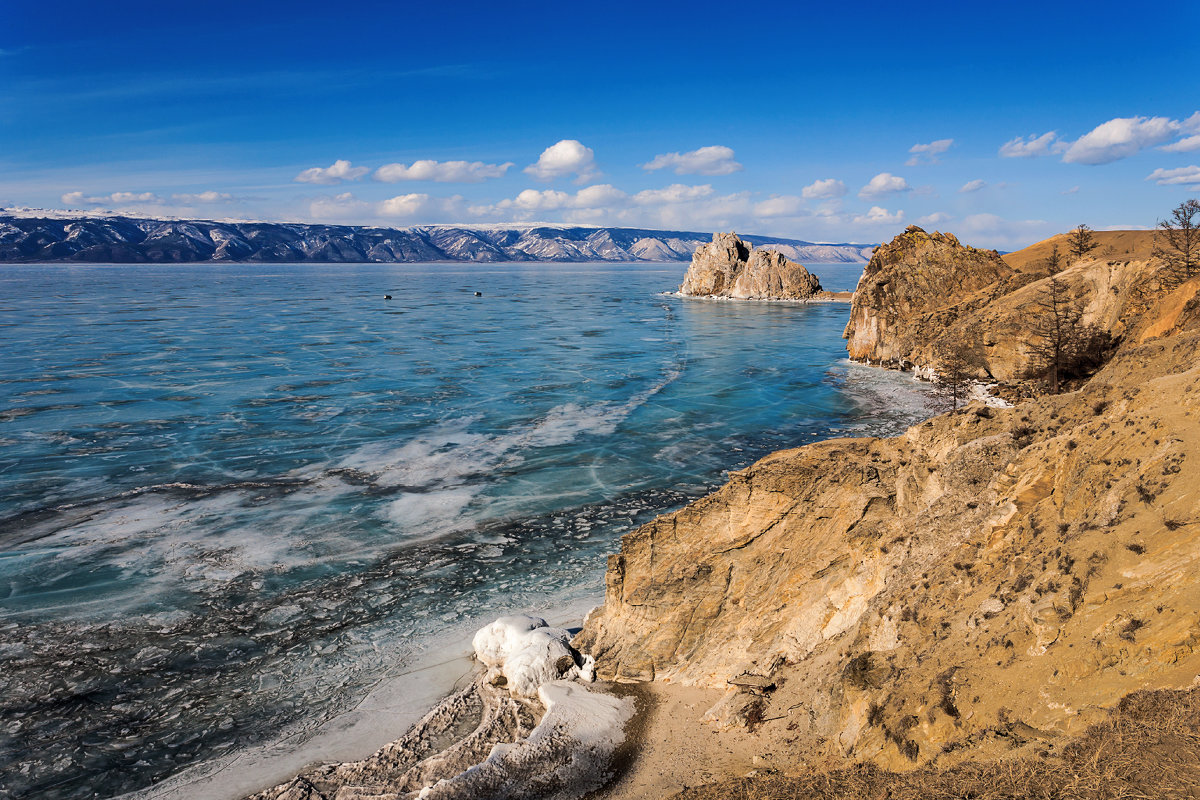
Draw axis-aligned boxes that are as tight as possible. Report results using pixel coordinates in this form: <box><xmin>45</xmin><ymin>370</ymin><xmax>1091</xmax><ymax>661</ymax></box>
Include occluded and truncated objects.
<box><xmin>578</xmin><ymin>262</ymin><xmax>1200</xmax><ymax>770</ymax></box>
<box><xmin>679</xmin><ymin>233</ymin><xmax>823</xmax><ymax>300</ymax></box>
<box><xmin>843</xmin><ymin>225</ymin><xmax>1013</xmax><ymax>367</ymax></box>
<box><xmin>843</xmin><ymin>225</ymin><xmax>1175</xmax><ymax>381</ymax></box>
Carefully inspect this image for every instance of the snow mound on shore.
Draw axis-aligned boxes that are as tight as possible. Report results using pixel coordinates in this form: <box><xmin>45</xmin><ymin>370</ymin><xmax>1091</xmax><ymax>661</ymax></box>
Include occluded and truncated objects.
<box><xmin>472</xmin><ymin>615</ymin><xmax>596</xmax><ymax>697</ymax></box>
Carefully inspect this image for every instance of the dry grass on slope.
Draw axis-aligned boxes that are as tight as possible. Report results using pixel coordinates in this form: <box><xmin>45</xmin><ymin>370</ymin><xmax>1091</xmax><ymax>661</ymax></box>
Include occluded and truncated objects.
<box><xmin>1003</xmin><ymin>230</ymin><xmax>1157</xmax><ymax>273</ymax></box>
<box><xmin>674</xmin><ymin>687</ymin><xmax>1200</xmax><ymax>800</ymax></box>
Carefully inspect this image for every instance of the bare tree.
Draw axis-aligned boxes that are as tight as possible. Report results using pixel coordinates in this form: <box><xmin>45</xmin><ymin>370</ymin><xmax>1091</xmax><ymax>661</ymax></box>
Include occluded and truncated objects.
<box><xmin>935</xmin><ymin>325</ymin><xmax>985</xmax><ymax>410</ymax></box>
<box><xmin>1067</xmin><ymin>224</ymin><xmax>1099</xmax><ymax>264</ymax></box>
<box><xmin>1153</xmin><ymin>198</ymin><xmax>1200</xmax><ymax>286</ymax></box>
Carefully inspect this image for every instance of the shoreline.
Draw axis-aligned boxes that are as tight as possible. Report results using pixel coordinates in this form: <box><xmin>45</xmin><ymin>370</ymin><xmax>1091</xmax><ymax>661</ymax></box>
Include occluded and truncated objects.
<box><xmin>661</xmin><ymin>290</ymin><xmax>853</xmax><ymax>303</ymax></box>
<box><xmin>216</xmin><ymin>358</ymin><xmax>943</xmax><ymax>800</ymax></box>
<box><xmin>131</xmin><ymin>596</ymin><xmax>602</xmax><ymax>800</ymax></box>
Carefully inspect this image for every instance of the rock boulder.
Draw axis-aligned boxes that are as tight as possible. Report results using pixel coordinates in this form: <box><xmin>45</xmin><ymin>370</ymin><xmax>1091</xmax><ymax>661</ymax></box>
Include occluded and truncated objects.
<box><xmin>679</xmin><ymin>232</ymin><xmax>823</xmax><ymax>300</ymax></box>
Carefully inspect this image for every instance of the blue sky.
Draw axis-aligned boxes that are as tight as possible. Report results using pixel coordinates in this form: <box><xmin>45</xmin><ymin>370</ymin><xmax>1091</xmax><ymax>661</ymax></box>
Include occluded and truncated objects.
<box><xmin>2</xmin><ymin>0</ymin><xmax>1198</xmax><ymax>248</ymax></box>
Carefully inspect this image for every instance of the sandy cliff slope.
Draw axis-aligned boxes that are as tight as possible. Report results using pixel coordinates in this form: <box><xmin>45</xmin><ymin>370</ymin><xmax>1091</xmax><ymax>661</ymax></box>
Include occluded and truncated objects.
<box><xmin>577</xmin><ymin>231</ymin><xmax>1200</xmax><ymax>786</ymax></box>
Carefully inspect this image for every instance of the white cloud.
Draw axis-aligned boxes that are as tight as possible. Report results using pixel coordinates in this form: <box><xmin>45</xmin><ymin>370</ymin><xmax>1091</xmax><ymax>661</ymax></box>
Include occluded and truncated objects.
<box><xmin>1061</xmin><ymin>186</ymin><xmax>1080</xmax><ymax>195</ymax></box>
<box><xmin>309</xmin><ymin>192</ymin><xmax>373</xmax><ymax>220</ymax></box>
<box><xmin>1063</xmin><ymin>116</ymin><xmax>1182</xmax><ymax>165</ymax></box>
<box><xmin>958</xmin><ymin>179</ymin><xmax>987</xmax><ymax>194</ymax></box>
<box><xmin>999</xmin><ymin>131</ymin><xmax>1064</xmax><ymax>158</ymax></box>
<box><xmin>504</xmin><ymin>189</ymin><xmax>571</xmax><ymax>211</ymax></box>
<box><xmin>631</xmin><ymin>184</ymin><xmax>715</xmax><ymax>205</ymax></box>
<box><xmin>801</xmin><ymin>178</ymin><xmax>847</xmax><ymax>200</ymax></box>
<box><xmin>858</xmin><ymin>172</ymin><xmax>910</xmax><ymax>199</ymax></box>
<box><xmin>62</xmin><ymin>191</ymin><xmax>163</xmax><ymax>206</ymax></box>
<box><xmin>1000</xmin><ymin>113</ymin><xmax>1200</xmax><ymax>163</ymax></box>
<box><xmin>853</xmin><ymin>206</ymin><xmax>904</xmax><ymax>226</ymax></box>
<box><xmin>641</xmin><ymin>145</ymin><xmax>743</xmax><ymax>176</ymax></box>
<box><xmin>485</xmin><ymin>184</ymin><xmax>628</xmax><ymax>214</ymax></box>
<box><xmin>524</xmin><ymin>139</ymin><xmax>599</xmax><ymax>182</ymax></box>
<box><xmin>574</xmin><ymin>183</ymin><xmax>628</xmax><ymax>207</ymax></box>
<box><xmin>1161</xmin><ymin>134</ymin><xmax>1200</xmax><ymax>154</ymax></box>
<box><xmin>916</xmin><ymin>212</ymin><xmax>952</xmax><ymax>227</ymax></box>
<box><xmin>374</xmin><ymin>159</ymin><xmax>514</xmax><ymax>183</ymax></box>
<box><xmin>1146</xmin><ymin>165</ymin><xmax>1200</xmax><ymax>188</ymax></box>
<box><xmin>295</xmin><ymin>159</ymin><xmax>369</xmax><ymax>185</ymax></box>
<box><xmin>379</xmin><ymin>193</ymin><xmax>434</xmax><ymax>217</ymax></box>
<box><xmin>754</xmin><ymin>195</ymin><xmax>805</xmax><ymax>217</ymax></box>
<box><xmin>308</xmin><ymin>191</ymin><xmax>468</xmax><ymax>223</ymax></box>
<box><xmin>906</xmin><ymin>138</ymin><xmax>953</xmax><ymax>166</ymax></box>
<box><xmin>171</xmin><ymin>191</ymin><xmax>235</xmax><ymax>204</ymax></box>
<box><xmin>474</xmin><ymin>182</ymin><xmax>752</xmax><ymax>230</ymax></box>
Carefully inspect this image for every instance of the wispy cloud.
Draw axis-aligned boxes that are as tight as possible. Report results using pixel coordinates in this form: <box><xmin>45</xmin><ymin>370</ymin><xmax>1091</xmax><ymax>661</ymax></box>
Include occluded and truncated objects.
<box><xmin>959</xmin><ymin>179</ymin><xmax>987</xmax><ymax>193</ymax></box>
<box><xmin>295</xmin><ymin>160</ymin><xmax>369</xmax><ymax>185</ymax></box>
<box><xmin>171</xmin><ymin>191</ymin><xmax>235</xmax><ymax>204</ymax></box>
<box><xmin>641</xmin><ymin>145</ymin><xmax>742</xmax><ymax>176</ymax></box>
<box><xmin>1063</xmin><ymin>115</ymin><xmax>1187</xmax><ymax>165</ymax></box>
<box><xmin>999</xmin><ymin>131</ymin><xmax>1065</xmax><ymax>158</ymax></box>
<box><xmin>62</xmin><ymin>190</ymin><xmax>163</xmax><ymax>205</ymax></box>
<box><xmin>1000</xmin><ymin>113</ymin><xmax>1200</xmax><ymax>164</ymax></box>
<box><xmin>1146</xmin><ymin>165</ymin><xmax>1200</xmax><ymax>188</ymax></box>
<box><xmin>1160</xmin><ymin>134</ymin><xmax>1200</xmax><ymax>154</ymax></box>
<box><xmin>906</xmin><ymin>138</ymin><xmax>953</xmax><ymax>166</ymax></box>
<box><xmin>374</xmin><ymin>159</ymin><xmax>514</xmax><ymax>183</ymax></box>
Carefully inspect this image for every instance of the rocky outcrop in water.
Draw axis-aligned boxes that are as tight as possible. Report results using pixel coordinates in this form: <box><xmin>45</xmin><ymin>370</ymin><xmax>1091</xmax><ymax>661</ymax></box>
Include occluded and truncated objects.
<box><xmin>577</xmin><ymin>231</ymin><xmax>1200</xmax><ymax>773</ymax></box>
<box><xmin>679</xmin><ymin>233</ymin><xmax>824</xmax><ymax>299</ymax></box>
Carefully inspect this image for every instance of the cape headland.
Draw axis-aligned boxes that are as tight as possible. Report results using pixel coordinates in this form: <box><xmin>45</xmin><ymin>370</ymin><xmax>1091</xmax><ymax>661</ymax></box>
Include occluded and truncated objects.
<box><xmin>577</xmin><ymin>224</ymin><xmax>1200</xmax><ymax>798</ymax></box>
<box><xmin>240</xmin><ymin>224</ymin><xmax>1200</xmax><ymax>800</ymax></box>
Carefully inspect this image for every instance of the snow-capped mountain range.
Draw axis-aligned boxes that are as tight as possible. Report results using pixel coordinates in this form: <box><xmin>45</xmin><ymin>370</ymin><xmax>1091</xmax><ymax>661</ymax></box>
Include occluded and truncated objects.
<box><xmin>0</xmin><ymin>210</ymin><xmax>876</xmax><ymax>264</ymax></box>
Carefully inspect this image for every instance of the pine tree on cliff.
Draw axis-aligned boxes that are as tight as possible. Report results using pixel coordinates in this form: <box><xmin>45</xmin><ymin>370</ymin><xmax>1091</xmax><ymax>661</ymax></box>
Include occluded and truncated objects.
<box><xmin>1027</xmin><ymin>247</ymin><xmax>1079</xmax><ymax>394</ymax></box>
<box><xmin>935</xmin><ymin>326</ymin><xmax>985</xmax><ymax>410</ymax></box>
<box><xmin>1067</xmin><ymin>224</ymin><xmax>1099</xmax><ymax>264</ymax></box>
<box><xmin>1154</xmin><ymin>198</ymin><xmax>1200</xmax><ymax>286</ymax></box>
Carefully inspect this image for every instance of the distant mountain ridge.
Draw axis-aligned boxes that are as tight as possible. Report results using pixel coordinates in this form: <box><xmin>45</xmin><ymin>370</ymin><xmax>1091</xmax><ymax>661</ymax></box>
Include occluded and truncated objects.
<box><xmin>0</xmin><ymin>211</ymin><xmax>876</xmax><ymax>264</ymax></box>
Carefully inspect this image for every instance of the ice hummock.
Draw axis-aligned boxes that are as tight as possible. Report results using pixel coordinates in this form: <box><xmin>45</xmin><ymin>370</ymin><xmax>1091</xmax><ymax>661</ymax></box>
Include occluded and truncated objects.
<box><xmin>245</xmin><ymin>613</ymin><xmax>630</xmax><ymax>800</ymax></box>
<box><xmin>411</xmin><ymin>616</ymin><xmax>626</xmax><ymax>799</ymax></box>
<box><xmin>471</xmin><ymin>615</ymin><xmax>596</xmax><ymax>696</ymax></box>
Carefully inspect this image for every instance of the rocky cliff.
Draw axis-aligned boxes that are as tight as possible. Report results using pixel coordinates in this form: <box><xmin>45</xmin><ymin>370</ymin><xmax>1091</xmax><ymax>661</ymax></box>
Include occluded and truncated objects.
<box><xmin>0</xmin><ymin>211</ymin><xmax>874</xmax><ymax>265</ymax></box>
<box><xmin>577</xmin><ymin>234</ymin><xmax>1200</xmax><ymax>776</ymax></box>
<box><xmin>842</xmin><ymin>225</ymin><xmax>1013</xmax><ymax>367</ymax></box>
<box><xmin>679</xmin><ymin>232</ymin><xmax>824</xmax><ymax>300</ymax></box>
<box><xmin>843</xmin><ymin>226</ymin><xmax>1173</xmax><ymax>382</ymax></box>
